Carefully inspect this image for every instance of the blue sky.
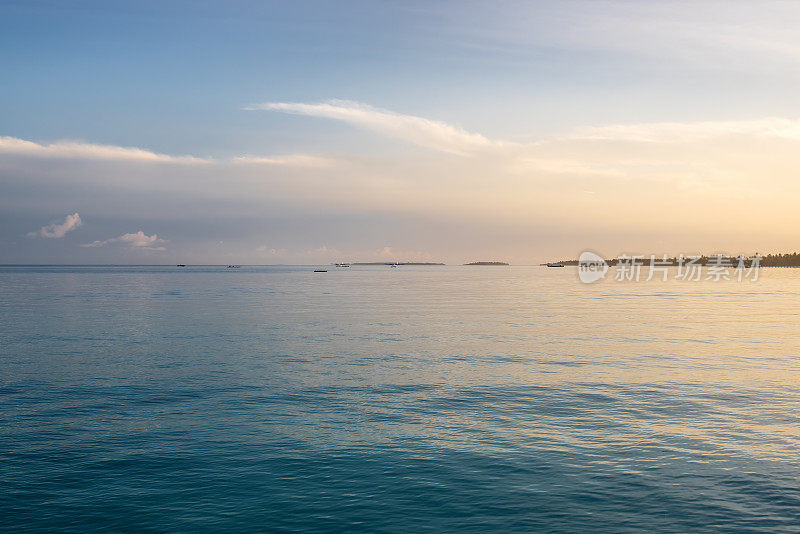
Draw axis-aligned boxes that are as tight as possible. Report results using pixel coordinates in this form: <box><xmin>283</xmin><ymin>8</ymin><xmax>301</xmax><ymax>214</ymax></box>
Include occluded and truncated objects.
<box><xmin>3</xmin><ymin>1</ymin><xmax>800</xmax><ymax>263</ymax></box>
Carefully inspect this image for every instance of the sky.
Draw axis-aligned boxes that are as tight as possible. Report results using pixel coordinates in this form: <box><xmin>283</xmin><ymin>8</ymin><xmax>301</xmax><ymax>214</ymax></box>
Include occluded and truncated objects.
<box><xmin>2</xmin><ymin>0</ymin><xmax>800</xmax><ymax>264</ymax></box>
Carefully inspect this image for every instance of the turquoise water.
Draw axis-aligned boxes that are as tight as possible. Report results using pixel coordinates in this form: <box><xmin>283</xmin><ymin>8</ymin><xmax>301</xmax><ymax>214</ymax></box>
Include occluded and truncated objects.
<box><xmin>2</xmin><ymin>265</ymin><xmax>799</xmax><ymax>532</ymax></box>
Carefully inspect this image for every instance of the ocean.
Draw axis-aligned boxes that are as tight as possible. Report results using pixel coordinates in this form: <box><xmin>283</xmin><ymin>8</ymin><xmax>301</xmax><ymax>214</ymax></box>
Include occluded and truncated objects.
<box><xmin>1</xmin><ymin>265</ymin><xmax>799</xmax><ymax>532</ymax></box>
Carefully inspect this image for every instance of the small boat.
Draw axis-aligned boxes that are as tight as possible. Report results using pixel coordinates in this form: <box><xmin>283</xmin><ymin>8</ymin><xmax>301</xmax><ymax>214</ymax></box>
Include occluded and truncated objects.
<box><xmin>390</xmin><ymin>264</ymin><xmax>398</xmax><ymax>268</ymax></box>
<box><xmin>546</xmin><ymin>262</ymin><xmax>565</xmax><ymax>268</ymax></box>
<box><xmin>226</xmin><ymin>265</ymin><xmax>241</xmax><ymax>269</ymax></box>
<box><xmin>335</xmin><ymin>263</ymin><xmax>350</xmax><ymax>267</ymax></box>
<box><xmin>314</xmin><ymin>269</ymin><xmax>327</xmax><ymax>272</ymax></box>
<box><xmin>177</xmin><ymin>264</ymin><xmax>186</xmax><ymax>267</ymax></box>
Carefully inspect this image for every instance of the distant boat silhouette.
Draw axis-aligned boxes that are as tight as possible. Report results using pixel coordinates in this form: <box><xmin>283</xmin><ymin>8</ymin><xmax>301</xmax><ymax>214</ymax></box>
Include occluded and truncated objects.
<box><xmin>226</xmin><ymin>265</ymin><xmax>240</xmax><ymax>268</ymax></box>
<box><xmin>177</xmin><ymin>264</ymin><xmax>186</xmax><ymax>267</ymax></box>
<box><xmin>546</xmin><ymin>263</ymin><xmax>565</xmax><ymax>268</ymax></box>
<box><xmin>314</xmin><ymin>269</ymin><xmax>327</xmax><ymax>272</ymax></box>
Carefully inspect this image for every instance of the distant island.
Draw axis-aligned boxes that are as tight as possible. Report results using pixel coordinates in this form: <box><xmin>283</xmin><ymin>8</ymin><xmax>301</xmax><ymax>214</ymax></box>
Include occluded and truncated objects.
<box><xmin>465</xmin><ymin>261</ymin><xmax>509</xmax><ymax>266</ymax></box>
<box><xmin>351</xmin><ymin>262</ymin><xmax>445</xmax><ymax>265</ymax></box>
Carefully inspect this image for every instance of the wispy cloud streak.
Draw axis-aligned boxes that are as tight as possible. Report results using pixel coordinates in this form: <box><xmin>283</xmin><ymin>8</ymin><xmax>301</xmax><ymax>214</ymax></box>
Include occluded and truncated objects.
<box><xmin>0</xmin><ymin>136</ymin><xmax>329</xmax><ymax>167</ymax></box>
<box><xmin>569</xmin><ymin>118</ymin><xmax>800</xmax><ymax>143</ymax></box>
<box><xmin>248</xmin><ymin>100</ymin><xmax>505</xmax><ymax>155</ymax></box>
<box><xmin>82</xmin><ymin>231</ymin><xmax>166</xmax><ymax>251</ymax></box>
<box><xmin>0</xmin><ymin>136</ymin><xmax>204</xmax><ymax>163</ymax></box>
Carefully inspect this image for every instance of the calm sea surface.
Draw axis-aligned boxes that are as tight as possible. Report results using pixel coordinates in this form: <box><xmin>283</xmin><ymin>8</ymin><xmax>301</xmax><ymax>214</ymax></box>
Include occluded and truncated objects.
<box><xmin>1</xmin><ymin>265</ymin><xmax>799</xmax><ymax>532</ymax></box>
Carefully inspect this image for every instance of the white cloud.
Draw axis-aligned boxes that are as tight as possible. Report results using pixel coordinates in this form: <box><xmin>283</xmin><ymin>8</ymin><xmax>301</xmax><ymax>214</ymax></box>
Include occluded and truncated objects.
<box><xmin>250</xmin><ymin>100</ymin><xmax>800</xmax><ymax>160</ymax></box>
<box><xmin>0</xmin><ymin>136</ymin><xmax>204</xmax><ymax>164</ymax></box>
<box><xmin>569</xmin><ymin>117</ymin><xmax>800</xmax><ymax>143</ymax></box>
<box><xmin>27</xmin><ymin>212</ymin><xmax>82</xmax><ymax>238</ymax></box>
<box><xmin>0</xmin><ymin>136</ymin><xmax>329</xmax><ymax>167</ymax></box>
<box><xmin>232</xmin><ymin>154</ymin><xmax>333</xmax><ymax>167</ymax></box>
<box><xmin>248</xmin><ymin>100</ymin><xmax>506</xmax><ymax>155</ymax></box>
<box><xmin>81</xmin><ymin>231</ymin><xmax>166</xmax><ymax>251</ymax></box>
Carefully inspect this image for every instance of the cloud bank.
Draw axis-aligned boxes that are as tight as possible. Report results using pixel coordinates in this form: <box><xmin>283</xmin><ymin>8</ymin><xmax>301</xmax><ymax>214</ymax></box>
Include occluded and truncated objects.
<box><xmin>7</xmin><ymin>102</ymin><xmax>800</xmax><ymax>263</ymax></box>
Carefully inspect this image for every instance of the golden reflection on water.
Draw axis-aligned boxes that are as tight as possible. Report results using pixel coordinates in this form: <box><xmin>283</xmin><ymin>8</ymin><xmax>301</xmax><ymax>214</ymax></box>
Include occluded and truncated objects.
<box><xmin>268</xmin><ymin>266</ymin><xmax>800</xmax><ymax>387</ymax></box>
